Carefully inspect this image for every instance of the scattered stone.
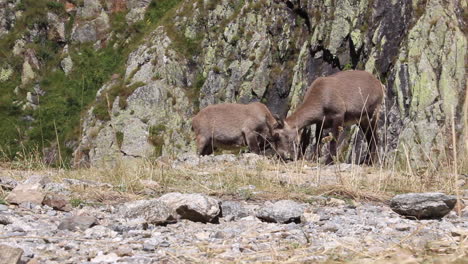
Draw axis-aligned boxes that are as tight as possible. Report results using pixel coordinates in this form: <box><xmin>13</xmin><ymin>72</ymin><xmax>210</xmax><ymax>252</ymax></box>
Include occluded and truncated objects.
<box><xmin>450</xmin><ymin>228</ymin><xmax>468</xmax><ymax>237</ymax></box>
<box><xmin>327</xmin><ymin>197</ymin><xmax>346</xmax><ymax>206</ymax></box>
<box><xmin>23</xmin><ymin>175</ymin><xmax>50</xmax><ymax>186</ymax></box>
<box><xmin>0</xmin><ymin>177</ymin><xmax>18</xmax><ymax>190</ymax></box>
<box><xmin>158</xmin><ymin>193</ymin><xmax>221</xmax><ymax>223</ymax></box>
<box><xmin>60</xmin><ymin>56</ymin><xmax>73</xmax><ymax>75</ymax></box>
<box><xmin>0</xmin><ymin>204</ymin><xmax>8</xmax><ymax>211</ymax></box>
<box><xmin>43</xmin><ymin>194</ymin><xmax>72</xmax><ymax>212</ymax></box>
<box><xmin>0</xmin><ymin>244</ymin><xmax>23</xmax><ymax>264</ymax></box>
<box><xmin>90</xmin><ymin>252</ymin><xmax>119</xmax><ymax>263</ymax></box>
<box><xmin>0</xmin><ymin>215</ymin><xmax>11</xmax><ymax>225</ymax></box>
<box><xmin>120</xmin><ymin>199</ymin><xmax>177</xmax><ymax>225</ymax></box>
<box><xmin>63</xmin><ymin>178</ymin><xmax>112</xmax><ymax>189</ymax></box>
<box><xmin>58</xmin><ymin>215</ymin><xmax>98</xmax><ymax>231</ymax></box>
<box><xmin>5</xmin><ymin>183</ymin><xmax>45</xmax><ymax>205</ymax></box>
<box><xmin>256</xmin><ymin>200</ymin><xmax>305</xmax><ymax>224</ymax></box>
<box><xmin>115</xmin><ymin>246</ymin><xmax>133</xmax><ymax>257</ymax></box>
<box><xmin>395</xmin><ymin>224</ymin><xmax>411</xmax><ymax>231</ymax></box>
<box><xmin>322</xmin><ymin>223</ymin><xmax>339</xmax><ymax>233</ymax></box>
<box><xmin>390</xmin><ymin>193</ymin><xmax>457</xmax><ymax>219</ymax></box>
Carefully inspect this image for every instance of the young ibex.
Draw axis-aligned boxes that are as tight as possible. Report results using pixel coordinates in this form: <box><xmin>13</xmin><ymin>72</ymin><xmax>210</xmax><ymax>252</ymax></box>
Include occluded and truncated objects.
<box><xmin>192</xmin><ymin>102</ymin><xmax>280</xmax><ymax>155</ymax></box>
<box><xmin>273</xmin><ymin>70</ymin><xmax>384</xmax><ymax>164</ymax></box>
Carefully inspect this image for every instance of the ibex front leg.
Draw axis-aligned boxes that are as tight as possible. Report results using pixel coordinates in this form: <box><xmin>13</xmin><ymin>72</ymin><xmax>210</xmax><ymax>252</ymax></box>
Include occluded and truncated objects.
<box><xmin>326</xmin><ymin>116</ymin><xmax>344</xmax><ymax>165</ymax></box>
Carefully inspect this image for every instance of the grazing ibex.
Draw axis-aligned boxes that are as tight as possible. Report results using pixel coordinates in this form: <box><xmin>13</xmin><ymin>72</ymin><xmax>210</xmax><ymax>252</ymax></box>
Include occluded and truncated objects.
<box><xmin>192</xmin><ymin>102</ymin><xmax>280</xmax><ymax>155</ymax></box>
<box><xmin>273</xmin><ymin>70</ymin><xmax>384</xmax><ymax>164</ymax></box>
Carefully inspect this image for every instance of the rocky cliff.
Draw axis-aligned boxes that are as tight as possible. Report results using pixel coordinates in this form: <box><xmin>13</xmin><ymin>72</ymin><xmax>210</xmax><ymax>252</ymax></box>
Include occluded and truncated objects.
<box><xmin>0</xmin><ymin>0</ymin><xmax>466</xmax><ymax>168</ymax></box>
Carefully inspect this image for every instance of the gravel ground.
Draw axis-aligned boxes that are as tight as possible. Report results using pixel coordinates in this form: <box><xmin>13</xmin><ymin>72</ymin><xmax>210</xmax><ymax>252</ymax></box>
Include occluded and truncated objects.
<box><xmin>0</xmin><ymin>196</ymin><xmax>467</xmax><ymax>263</ymax></box>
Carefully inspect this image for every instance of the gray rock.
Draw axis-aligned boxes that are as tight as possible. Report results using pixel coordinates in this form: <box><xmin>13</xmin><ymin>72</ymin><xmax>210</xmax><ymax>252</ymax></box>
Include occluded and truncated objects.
<box><xmin>115</xmin><ymin>245</ymin><xmax>133</xmax><ymax>257</ymax></box>
<box><xmin>90</xmin><ymin>252</ymin><xmax>119</xmax><ymax>263</ymax></box>
<box><xmin>0</xmin><ymin>244</ymin><xmax>23</xmax><ymax>264</ymax></box>
<box><xmin>23</xmin><ymin>175</ymin><xmax>50</xmax><ymax>186</ymax></box>
<box><xmin>0</xmin><ymin>215</ymin><xmax>11</xmax><ymax>225</ymax></box>
<box><xmin>120</xmin><ymin>199</ymin><xmax>177</xmax><ymax>225</ymax></box>
<box><xmin>390</xmin><ymin>193</ymin><xmax>457</xmax><ymax>219</ymax></box>
<box><xmin>60</xmin><ymin>56</ymin><xmax>73</xmax><ymax>75</ymax></box>
<box><xmin>47</xmin><ymin>12</ymin><xmax>65</xmax><ymax>42</ymax></box>
<box><xmin>221</xmin><ymin>201</ymin><xmax>251</xmax><ymax>220</ymax></box>
<box><xmin>43</xmin><ymin>194</ymin><xmax>71</xmax><ymax>212</ymax></box>
<box><xmin>71</xmin><ymin>22</ymin><xmax>97</xmax><ymax>43</ymax></box>
<box><xmin>43</xmin><ymin>182</ymin><xmax>70</xmax><ymax>196</ymax></box>
<box><xmin>395</xmin><ymin>224</ymin><xmax>411</xmax><ymax>231</ymax></box>
<box><xmin>58</xmin><ymin>215</ymin><xmax>98</xmax><ymax>231</ymax></box>
<box><xmin>0</xmin><ymin>177</ymin><xmax>17</xmax><ymax>190</ymax></box>
<box><xmin>0</xmin><ymin>204</ymin><xmax>7</xmax><ymax>211</ymax></box>
<box><xmin>158</xmin><ymin>193</ymin><xmax>221</xmax><ymax>223</ymax></box>
<box><xmin>63</xmin><ymin>178</ymin><xmax>112</xmax><ymax>188</ymax></box>
<box><xmin>84</xmin><ymin>226</ymin><xmax>117</xmax><ymax>239</ymax></box>
<box><xmin>256</xmin><ymin>200</ymin><xmax>305</xmax><ymax>224</ymax></box>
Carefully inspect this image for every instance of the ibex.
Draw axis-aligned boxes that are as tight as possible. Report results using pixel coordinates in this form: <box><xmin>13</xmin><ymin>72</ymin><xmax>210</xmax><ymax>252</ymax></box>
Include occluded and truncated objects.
<box><xmin>192</xmin><ymin>102</ymin><xmax>280</xmax><ymax>155</ymax></box>
<box><xmin>273</xmin><ymin>70</ymin><xmax>384</xmax><ymax>164</ymax></box>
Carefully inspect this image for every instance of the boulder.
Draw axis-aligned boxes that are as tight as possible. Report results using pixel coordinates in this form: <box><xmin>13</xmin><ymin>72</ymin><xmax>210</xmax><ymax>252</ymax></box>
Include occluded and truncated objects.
<box><xmin>390</xmin><ymin>192</ymin><xmax>457</xmax><ymax>219</ymax></box>
<box><xmin>158</xmin><ymin>193</ymin><xmax>221</xmax><ymax>223</ymax></box>
<box><xmin>120</xmin><ymin>199</ymin><xmax>177</xmax><ymax>225</ymax></box>
<box><xmin>220</xmin><ymin>201</ymin><xmax>252</xmax><ymax>221</ymax></box>
<box><xmin>256</xmin><ymin>200</ymin><xmax>305</xmax><ymax>224</ymax></box>
<box><xmin>0</xmin><ymin>244</ymin><xmax>23</xmax><ymax>264</ymax></box>
<box><xmin>5</xmin><ymin>183</ymin><xmax>45</xmax><ymax>205</ymax></box>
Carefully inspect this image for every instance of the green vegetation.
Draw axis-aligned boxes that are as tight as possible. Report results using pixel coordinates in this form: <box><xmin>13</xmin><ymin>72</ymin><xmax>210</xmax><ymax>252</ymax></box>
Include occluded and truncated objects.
<box><xmin>186</xmin><ymin>73</ymin><xmax>206</xmax><ymax>113</ymax></box>
<box><xmin>149</xmin><ymin>124</ymin><xmax>167</xmax><ymax>157</ymax></box>
<box><xmin>116</xmin><ymin>131</ymin><xmax>124</xmax><ymax>148</ymax></box>
<box><xmin>0</xmin><ymin>0</ymin><xmax>186</xmax><ymax>165</ymax></box>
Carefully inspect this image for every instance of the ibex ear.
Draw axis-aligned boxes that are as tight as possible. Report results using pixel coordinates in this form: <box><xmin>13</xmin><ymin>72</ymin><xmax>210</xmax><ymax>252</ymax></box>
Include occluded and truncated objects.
<box><xmin>273</xmin><ymin>114</ymin><xmax>284</xmax><ymax>129</ymax></box>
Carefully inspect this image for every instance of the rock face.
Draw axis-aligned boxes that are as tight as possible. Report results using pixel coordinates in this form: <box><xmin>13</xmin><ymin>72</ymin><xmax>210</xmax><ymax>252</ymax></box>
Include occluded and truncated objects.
<box><xmin>256</xmin><ymin>200</ymin><xmax>305</xmax><ymax>224</ymax></box>
<box><xmin>390</xmin><ymin>192</ymin><xmax>457</xmax><ymax>219</ymax></box>
<box><xmin>71</xmin><ymin>0</ymin><xmax>466</xmax><ymax>167</ymax></box>
<box><xmin>158</xmin><ymin>193</ymin><xmax>221</xmax><ymax>223</ymax></box>
<box><xmin>0</xmin><ymin>244</ymin><xmax>23</xmax><ymax>264</ymax></box>
<box><xmin>0</xmin><ymin>0</ymin><xmax>465</xmax><ymax>167</ymax></box>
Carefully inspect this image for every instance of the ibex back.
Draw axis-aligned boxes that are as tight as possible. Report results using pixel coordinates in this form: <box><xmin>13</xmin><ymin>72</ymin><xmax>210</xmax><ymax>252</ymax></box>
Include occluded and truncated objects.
<box><xmin>273</xmin><ymin>70</ymin><xmax>384</xmax><ymax>164</ymax></box>
<box><xmin>192</xmin><ymin>102</ymin><xmax>280</xmax><ymax>155</ymax></box>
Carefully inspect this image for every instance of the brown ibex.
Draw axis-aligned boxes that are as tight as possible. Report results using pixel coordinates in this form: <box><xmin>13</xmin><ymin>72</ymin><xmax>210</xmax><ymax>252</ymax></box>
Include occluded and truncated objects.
<box><xmin>273</xmin><ymin>70</ymin><xmax>384</xmax><ymax>164</ymax></box>
<box><xmin>192</xmin><ymin>102</ymin><xmax>280</xmax><ymax>155</ymax></box>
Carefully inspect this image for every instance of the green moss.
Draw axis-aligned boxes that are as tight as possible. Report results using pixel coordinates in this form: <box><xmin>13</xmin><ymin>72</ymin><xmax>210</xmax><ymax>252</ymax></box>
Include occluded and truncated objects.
<box><xmin>46</xmin><ymin>1</ymin><xmax>65</xmax><ymax>14</ymax></box>
<box><xmin>116</xmin><ymin>131</ymin><xmax>124</xmax><ymax>148</ymax></box>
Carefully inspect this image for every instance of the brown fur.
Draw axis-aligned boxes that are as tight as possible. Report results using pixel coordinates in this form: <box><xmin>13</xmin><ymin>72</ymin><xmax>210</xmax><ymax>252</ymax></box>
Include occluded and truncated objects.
<box><xmin>192</xmin><ymin>102</ymin><xmax>279</xmax><ymax>155</ymax></box>
<box><xmin>274</xmin><ymin>70</ymin><xmax>385</xmax><ymax>164</ymax></box>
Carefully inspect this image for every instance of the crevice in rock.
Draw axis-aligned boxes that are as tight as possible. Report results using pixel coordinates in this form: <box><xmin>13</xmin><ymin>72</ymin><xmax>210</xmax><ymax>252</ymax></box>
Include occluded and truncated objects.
<box><xmin>120</xmin><ymin>150</ymin><xmax>142</xmax><ymax>158</ymax></box>
<box><xmin>348</xmin><ymin>36</ymin><xmax>362</xmax><ymax>69</ymax></box>
<box><xmin>285</xmin><ymin>0</ymin><xmax>311</xmax><ymax>33</ymax></box>
<box><xmin>309</xmin><ymin>45</ymin><xmax>341</xmax><ymax>69</ymax></box>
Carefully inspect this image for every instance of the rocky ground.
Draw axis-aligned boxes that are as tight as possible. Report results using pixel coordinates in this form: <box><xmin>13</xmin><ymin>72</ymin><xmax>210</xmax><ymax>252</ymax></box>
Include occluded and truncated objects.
<box><xmin>0</xmin><ymin>155</ymin><xmax>467</xmax><ymax>263</ymax></box>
